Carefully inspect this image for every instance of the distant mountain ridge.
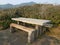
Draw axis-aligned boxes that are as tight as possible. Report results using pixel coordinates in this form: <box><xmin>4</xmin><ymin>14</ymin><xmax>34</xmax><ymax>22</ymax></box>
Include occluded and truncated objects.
<box><xmin>0</xmin><ymin>4</ymin><xmax>14</xmax><ymax>9</ymax></box>
<box><xmin>0</xmin><ymin>2</ymin><xmax>36</xmax><ymax>9</ymax></box>
<box><xmin>16</xmin><ymin>2</ymin><xmax>36</xmax><ymax>6</ymax></box>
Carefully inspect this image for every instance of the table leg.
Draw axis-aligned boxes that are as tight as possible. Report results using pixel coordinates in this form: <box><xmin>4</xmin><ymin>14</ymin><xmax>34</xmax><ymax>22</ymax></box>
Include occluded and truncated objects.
<box><xmin>28</xmin><ymin>31</ymin><xmax>34</xmax><ymax>43</ymax></box>
<box><xmin>17</xmin><ymin>21</ymin><xmax>19</xmax><ymax>24</ymax></box>
<box><xmin>35</xmin><ymin>25</ymin><xmax>39</xmax><ymax>38</ymax></box>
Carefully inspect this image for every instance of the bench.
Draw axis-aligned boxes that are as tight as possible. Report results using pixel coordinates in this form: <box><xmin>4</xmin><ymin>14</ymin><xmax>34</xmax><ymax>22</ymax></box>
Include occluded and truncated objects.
<box><xmin>10</xmin><ymin>23</ymin><xmax>35</xmax><ymax>43</ymax></box>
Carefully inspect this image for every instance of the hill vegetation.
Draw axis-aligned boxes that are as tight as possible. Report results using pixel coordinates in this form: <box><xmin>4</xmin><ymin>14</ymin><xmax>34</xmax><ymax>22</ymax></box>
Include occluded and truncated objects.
<box><xmin>0</xmin><ymin>4</ymin><xmax>60</xmax><ymax>29</ymax></box>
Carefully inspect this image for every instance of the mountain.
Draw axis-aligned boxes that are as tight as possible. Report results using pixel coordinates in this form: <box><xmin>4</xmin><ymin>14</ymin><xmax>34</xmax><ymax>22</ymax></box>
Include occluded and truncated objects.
<box><xmin>0</xmin><ymin>2</ymin><xmax>36</xmax><ymax>9</ymax></box>
<box><xmin>16</xmin><ymin>2</ymin><xmax>36</xmax><ymax>7</ymax></box>
<box><xmin>0</xmin><ymin>4</ymin><xmax>14</xmax><ymax>9</ymax></box>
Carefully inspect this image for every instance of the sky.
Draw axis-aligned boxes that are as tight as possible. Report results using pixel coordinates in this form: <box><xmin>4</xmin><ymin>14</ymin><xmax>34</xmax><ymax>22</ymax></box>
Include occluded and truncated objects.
<box><xmin>0</xmin><ymin>0</ymin><xmax>60</xmax><ymax>5</ymax></box>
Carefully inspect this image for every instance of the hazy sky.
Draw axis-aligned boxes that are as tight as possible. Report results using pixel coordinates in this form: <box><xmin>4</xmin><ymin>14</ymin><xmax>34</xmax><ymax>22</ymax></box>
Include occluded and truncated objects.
<box><xmin>0</xmin><ymin>0</ymin><xmax>60</xmax><ymax>5</ymax></box>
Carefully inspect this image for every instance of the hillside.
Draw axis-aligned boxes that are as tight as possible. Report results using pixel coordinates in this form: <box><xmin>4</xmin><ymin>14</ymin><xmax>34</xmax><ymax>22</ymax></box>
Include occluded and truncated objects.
<box><xmin>0</xmin><ymin>3</ymin><xmax>60</xmax><ymax>45</ymax></box>
<box><xmin>0</xmin><ymin>4</ymin><xmax>60</xmax><ymax>29</ymax></box>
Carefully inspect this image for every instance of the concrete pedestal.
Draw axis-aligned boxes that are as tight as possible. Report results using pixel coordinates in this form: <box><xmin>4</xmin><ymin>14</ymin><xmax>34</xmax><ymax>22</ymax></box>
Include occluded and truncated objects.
<box><xmin>28</xmin><ymin>31</ymin><xmax>34</xmax><ymax>43</ymax></box>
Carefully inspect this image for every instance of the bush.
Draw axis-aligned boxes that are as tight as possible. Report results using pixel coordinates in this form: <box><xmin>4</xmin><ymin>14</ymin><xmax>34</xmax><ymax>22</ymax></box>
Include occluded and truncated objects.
<box><xmin>0</xmin><ymin>20</ymin><xmax>12</xmax><ymax>30</ymax></box>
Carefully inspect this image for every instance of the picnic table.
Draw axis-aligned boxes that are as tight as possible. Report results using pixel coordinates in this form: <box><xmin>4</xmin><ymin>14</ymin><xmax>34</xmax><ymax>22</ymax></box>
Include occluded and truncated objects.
<box><xmin>10</xmin><ymin>17</ymin><xmax>52</xmax><ymax>43</ymax></box>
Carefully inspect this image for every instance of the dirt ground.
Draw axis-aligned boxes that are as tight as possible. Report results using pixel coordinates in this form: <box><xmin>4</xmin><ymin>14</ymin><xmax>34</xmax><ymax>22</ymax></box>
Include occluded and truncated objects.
<box><xmin>0</xmin><ymin>27</ymin><xmax>60</xmax><ymax>45</ymax></box>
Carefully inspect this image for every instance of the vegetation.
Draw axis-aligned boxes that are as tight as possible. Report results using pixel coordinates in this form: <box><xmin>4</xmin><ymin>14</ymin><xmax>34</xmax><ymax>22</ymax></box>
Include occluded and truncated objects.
<box><xmin>0</xmin><ymin>4</ymin><xmax>60</xmax><ymax>29</ymax></box>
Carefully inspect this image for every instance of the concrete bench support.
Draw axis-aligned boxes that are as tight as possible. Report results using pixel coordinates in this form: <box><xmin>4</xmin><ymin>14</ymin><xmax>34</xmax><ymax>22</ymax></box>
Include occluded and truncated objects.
<box><xmin>35</xmin><ymin>25</ymin><xmax>39</xmax><ymax>38</ymax></box>
<box><xmin>28</xmin><ymin>31</ymin><xmax>35</xmax><ymax>43</ymax></box>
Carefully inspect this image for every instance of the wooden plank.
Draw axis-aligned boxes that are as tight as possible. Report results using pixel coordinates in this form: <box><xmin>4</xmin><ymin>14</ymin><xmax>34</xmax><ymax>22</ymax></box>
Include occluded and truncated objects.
<box><xmin>10</xmin><ymin>23</ymin><xmax>35</xmax><ymax>43</ymax></box>
<box><xmin>10</xmin><ymin>23</ymin><xmax>35</xmax><ymax>32</ymax></box>
<box><xmin>12</xmin><ymin>17</ymin><xmax>51</xmax><ymax>26</ymax></box>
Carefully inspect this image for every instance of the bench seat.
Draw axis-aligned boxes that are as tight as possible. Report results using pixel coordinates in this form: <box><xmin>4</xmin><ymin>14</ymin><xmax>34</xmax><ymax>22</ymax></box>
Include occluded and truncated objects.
<box><xmin>10</xmin><ymin>23</ymin><xmax>35</xmax><ymax>32</ymax></box>
<box><xmin>10</xmin><ymin>23</ymin><xmax>35</xmax><ymax>43</ymax></box>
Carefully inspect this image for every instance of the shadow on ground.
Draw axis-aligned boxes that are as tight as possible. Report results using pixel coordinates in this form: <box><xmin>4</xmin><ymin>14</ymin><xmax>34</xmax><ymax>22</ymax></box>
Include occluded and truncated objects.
<box><xmin>0</xmin><ymin>29</ymin><xmax>28</xmax><ymax>45</ymax></box>
<box><xmin>32</xmin><ymin>35</ymin><xmax>60</xmax><ymax>45</ymax></box>
<box><xmin>0</xmin><ymin>29</ymin><xmax>60</xmax><ymax>45</ymax></box>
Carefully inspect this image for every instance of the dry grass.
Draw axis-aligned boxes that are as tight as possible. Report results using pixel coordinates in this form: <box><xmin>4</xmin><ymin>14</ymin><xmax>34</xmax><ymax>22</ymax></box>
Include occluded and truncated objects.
<box><xmin>46</xmin><ymin>25</ymin><xmax>60</xmax><ymax>39</ymax></box>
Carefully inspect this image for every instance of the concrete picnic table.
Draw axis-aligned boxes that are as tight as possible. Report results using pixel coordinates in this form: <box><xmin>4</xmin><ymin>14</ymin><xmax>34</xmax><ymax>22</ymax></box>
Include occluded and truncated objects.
<box><xmin>11</xmin><ymin>17</ymin><xmax>51</xmax><ymax>43</ymax></box>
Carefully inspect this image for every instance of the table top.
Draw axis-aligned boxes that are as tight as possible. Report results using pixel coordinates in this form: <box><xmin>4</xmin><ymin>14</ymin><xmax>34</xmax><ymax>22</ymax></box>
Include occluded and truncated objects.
<box><xmin>12</xmin><ymin>17</ymin><xmax>51</xmax><ymax>26</ymax></box>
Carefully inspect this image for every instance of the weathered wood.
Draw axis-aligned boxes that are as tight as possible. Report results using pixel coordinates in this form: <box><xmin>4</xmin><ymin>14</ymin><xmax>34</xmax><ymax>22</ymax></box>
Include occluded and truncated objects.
<box><xmin>10</xmin><ymin>23</ymin><xmax>35</xmax><ymax>43</ymax></box>
<box><xmin>10</xmin><ymin>23</ymin><xmax>35</xmax><ymax>32</ymax></box>
<box><xmin>12</xmin><ymin>17</ymin><xmax>51</xmax><ymax>26</ymax></box>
